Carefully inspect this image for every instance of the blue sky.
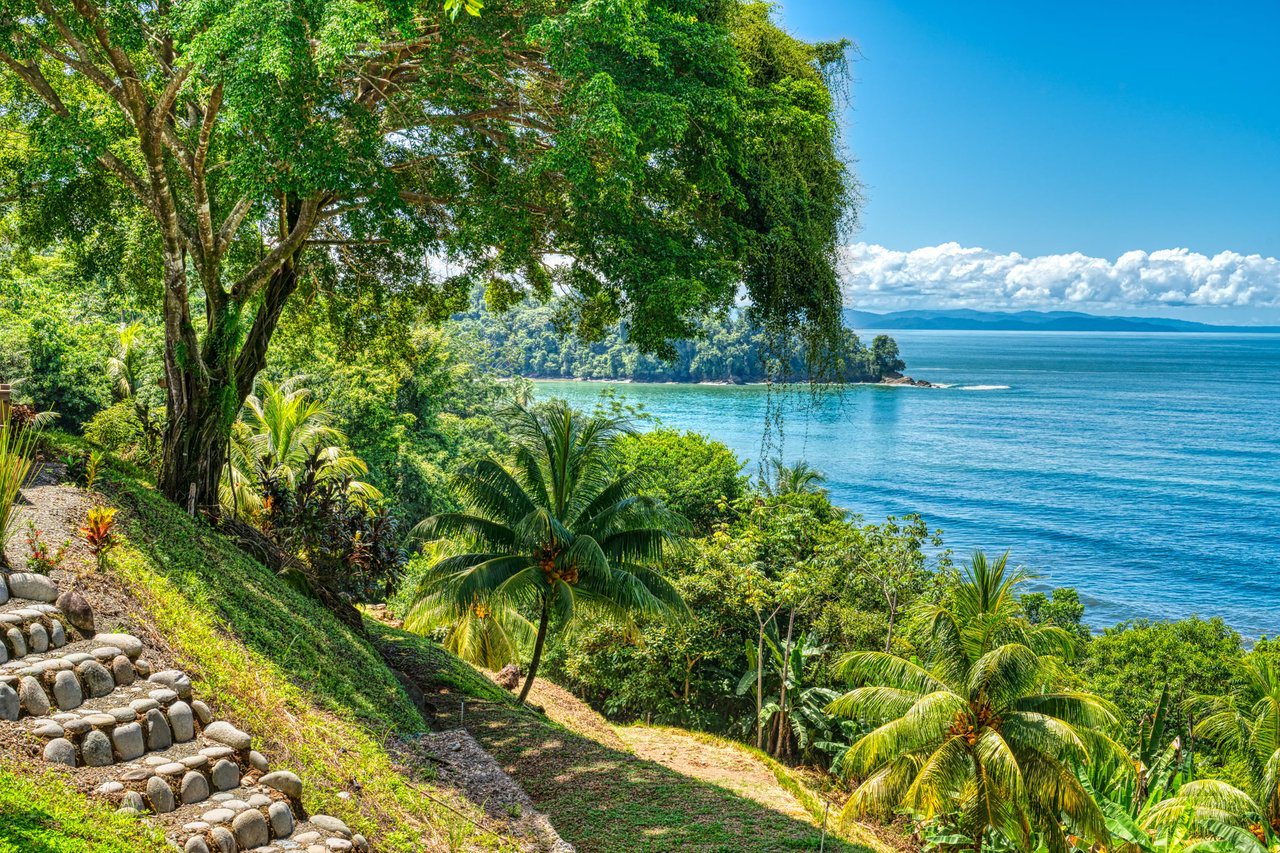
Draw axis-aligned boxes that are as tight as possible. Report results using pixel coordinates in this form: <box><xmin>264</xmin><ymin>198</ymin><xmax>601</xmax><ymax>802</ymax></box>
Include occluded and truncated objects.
<box><xmin>778</xmin><ymin>1</ymin><xmax>1280</xmax><ymax>322</ymax></box>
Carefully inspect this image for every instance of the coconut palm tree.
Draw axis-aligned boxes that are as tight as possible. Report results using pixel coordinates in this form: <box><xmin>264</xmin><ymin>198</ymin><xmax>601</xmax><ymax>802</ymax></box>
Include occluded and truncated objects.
<box><xmin>1191</xmin><ymin>653</ymin><xmax>1280</xmax><ymax>831</ymax></box>
<box><xmin>107</xmin><ymin>322</ymin><xmax>148</xmax><ymax>401</ymax></box>
<box><xmin>760</xmin><ymin>458</ymin><xmax>828</xmax><ymax>498</ymax></box>
<box><xmin>414</xmin><ymin>400</ymin><xmax>687</xmax><ymax>704</ymax></box>
<box><xmin>221</xmin><ymin>377</ymin><xmax>378</xmax><ymax>519</ymax></box>
<box><xmin>827</xmin><ymin>551</ymin><xmax>1118</xmax><ymax>852</ymax></box>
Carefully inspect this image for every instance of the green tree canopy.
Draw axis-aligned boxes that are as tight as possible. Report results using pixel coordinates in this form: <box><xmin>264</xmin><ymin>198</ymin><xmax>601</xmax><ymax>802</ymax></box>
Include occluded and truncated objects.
<box><xmin>0</xmin><ymin>0</ymin><xmax>855</xmax><ymax>510</ymax></box>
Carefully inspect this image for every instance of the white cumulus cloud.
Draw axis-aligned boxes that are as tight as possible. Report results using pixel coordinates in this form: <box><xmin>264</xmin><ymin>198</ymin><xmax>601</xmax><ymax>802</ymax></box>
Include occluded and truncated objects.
<box><xmin>841</xmin><ymin>243</ymin><xmax>1280</xmax><ymax>315</ymax></box>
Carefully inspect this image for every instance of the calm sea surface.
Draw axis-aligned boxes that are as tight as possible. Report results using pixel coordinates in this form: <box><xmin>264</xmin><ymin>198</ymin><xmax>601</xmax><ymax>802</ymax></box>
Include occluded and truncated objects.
<box><xmin>535</xmin><ymin>332</ymin><xmax>1280</xmax><ymax>638</ymax></box>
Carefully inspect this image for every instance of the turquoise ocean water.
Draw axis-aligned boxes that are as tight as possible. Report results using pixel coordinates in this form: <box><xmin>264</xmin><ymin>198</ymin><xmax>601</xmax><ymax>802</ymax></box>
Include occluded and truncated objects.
<box><xmin>535</xmin><ymin>332</ymin><xmax>1280</xmax><ymax>637</ymax></box>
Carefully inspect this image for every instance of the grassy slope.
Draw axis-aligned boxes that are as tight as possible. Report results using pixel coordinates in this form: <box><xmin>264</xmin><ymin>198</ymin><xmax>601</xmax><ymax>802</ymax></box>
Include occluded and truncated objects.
<box><xmin>96</xmin><ymin>467</ymin><xmax>508</xmax><ymax>853</ymax></box>
<box><xmin>0</xmin><ymin>762</ymin><xmax>170</xmax><ymax>853</ymax></box>
<box><xmin>375</xmin><ymin>625</ymin><xmax>877</xmax><ymax>853</ymax></box>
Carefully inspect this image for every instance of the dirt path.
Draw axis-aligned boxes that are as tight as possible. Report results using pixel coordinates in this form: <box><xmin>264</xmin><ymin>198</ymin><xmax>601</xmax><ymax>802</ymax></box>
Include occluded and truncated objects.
<box><xmin>614</xmin><ymin>725</ymin><xmax>813</xmax><ymax>824</ymax></box>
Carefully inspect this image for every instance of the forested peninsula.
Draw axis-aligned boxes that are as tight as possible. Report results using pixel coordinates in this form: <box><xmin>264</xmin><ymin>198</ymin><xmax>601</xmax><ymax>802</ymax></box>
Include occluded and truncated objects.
<box><xmin>453</xmin><ymin>294</ymin><xmax>911</xmax><ymax>384</ymax></box>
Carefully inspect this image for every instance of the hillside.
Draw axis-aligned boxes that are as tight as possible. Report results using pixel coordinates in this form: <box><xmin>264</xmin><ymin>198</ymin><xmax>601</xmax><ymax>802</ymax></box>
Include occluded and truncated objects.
<box><xmin>0</xmin><ymin>442</ymin><xmax>901</xmax><ymax>853</ymax></box>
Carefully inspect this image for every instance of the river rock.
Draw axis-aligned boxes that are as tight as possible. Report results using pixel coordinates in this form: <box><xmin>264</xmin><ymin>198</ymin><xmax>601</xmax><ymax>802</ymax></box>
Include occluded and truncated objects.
<box><xmin>43</xmin><ymin>737</ymin><xmax>77</xmax><ymax>766</ymax></box>
<box><xmin>326</xmin><ymin>840</ymin><xmax>353</xmax><ymax>852</ymax></box>
<box><xmin>180</xmin><ymin>770</ymin><xmax>210</xmax><ymax>804</ymax></box>
<box><xmin>122</xmin><ymin>790</ymin><xmax>146</xmax><ymax>812</ymax></box>
<box><xmin>150</xmin><ymin>669</ymin><xmax>193</xmax><ymax>700</ymax></box>
<box><xmin>52</xmin><ymin>669</ymin><xmax>82</xmax><ymax>710</ymax></box>
<box><xmin>157</xmin><ymin>761</ymin><xmax>187</xmax><ymax>777</ymax></box>
<box><xmin>293</xmin><ymin>833</ymin><xmax>321</xmax><ymax>845</ymax></box>
<box><xmin>130</xmin><ymin>697</ymin><xmax>160</xmax><ymax>714</ymax></box>
<box><xmin>248</xmin><ymin>750</ymin><xmax>268</xmax><ymax>773</ymax></box>
<box><xmin>6</xmin><ymin>627</ymin><xmax>26</xmax><ymax>659</ymax></box>
<box><xmin>149</xmin><ymin>688</ymin><xmax>178</xmax><ymax>705</ymax></box>
<box><xmin>147</xmin><ymin>774</ymin><xmax>175</xmax><ymax>813</ymax></box>
<box><xmin>78</xmin><ymin>660</ymin><xmax>115</xmax><ymax>698</ymax></box>
<box><xmin>352</xmin><ymin>834</ymin><xmax>369</xmax><ymax>853</ymax></box>
<box><xmin>211</xmin><ymin>759</ymin><xmax>240</xmax><ymax>791</ymax></box>
<box><xmin>81</xmin><ymin>730</ymin><xmax>114</xmax><ymax>766</ymax></box>
<box><xmin>209</xmin><ymin>827</ymin><xmax>237</xmax><ymax>853</ymax></box>
<box><xmin>260</xmin><ymin>770</ymin><xmax>302</xmax><ymax>799</ymax></box>
<box><xmin>108</xmin><ymin>706</ymin><xmax>135</xmax><ymax>723</ymax></box>
<box><xmin>184</xmin><ymin>838</ymin><xmax>211</xmax><ymax>853</ymax></box>
<box><xmin>168</xmin><ymin>700</ymin><xmax>195</xmax><ymax>742</ymax></box>
<box><xmin>92</xmin><ymin>645</ymin><xmax>122</xmax><ymax>662</ymax></box>
<box><xmin>27</xmin><ymin>622</ymin><xmax>48</xmax><ymax>653</ymax></box>
<box><xmin>63</xmin><ymin>718</ymin><xmax>91</xmax><ymax>736</ymax></box>
<box><xmin>233</xmin><ymin>808</ymin><xmax>270</xmax><ymax>849</ymax></box>
<box><xmin>18</xmin><ymin>675</ymin><xmax>48</xmax><ymax>715</ymax></box>
<box><xmin>182</xmin><ymin>754</ymin><xmax>210</xmax><ymax>770</ymax></box>
<box><xmin>0</xmin><ymin>683</ymin><xmax>17</xmax><ymax>720</ymax></box>
<box><xmin>268</xmin><ymin>800</ymin><xmax>294</xmax><ymax>837</ymax></box>
<box><xmin>54</xmin><ymin>590</ymin><xmax>94</xmax><ymax>633</ymax></box>
<box><xmin>205</xmin><ymin>721</ymin><xmax>252</xmax><ymax>750</ymax></box>
<box><xmin>146</xmin><ymin>707</ymin><xmax>172</xmax><ymax>750</ymax></box>
<box><xmin>48</xmin><ymin>619</ymin><xmax>65</xmax><ymax>648</ymax></box>
<box><xmin>0</xmin><ymin>642</ymin><xmax>6</xmax><ymax>665</ymax></box>
<box><xmin>33</xmin><ymin>721</ymin><xmax>64</xmax><ymax>738</ymax></box>
<box><xmin>202</xmin><ymin>807</ymin><xmax>236</xmax><ymax>824</ymax></box>
<box><xmin>7</xmin><ymin>573</ymin><xmax>58</xmax><ymax>602</ymax></box>
<box><xmin>110</xmin><ymin>654</ymin><xmax>134</xmax><ymax>686</ymax></box>
<box><xmin>93</xmin><ymin>633</ymin><xmax>143</xmax><ymax>659</ymax></box>
<box><xmin>247</xmin><ymin>793</ymin><xmax>273</xmax><ymax>809</ymax></box>
<box><xmin>134</xmin><ymin>659</ymin><xmax>151</xmax><ymax>678</ymax></box>
<box><xmin>0</xmin><ymin>575</ymin><xmax>7</xmax><ymax>604</ymax></box>
<box><xmin>310</xmin><ymin>815</ymin><xmax>351</xmax><ymax>838</ymax></box>
<box><xmin>192</xmin><ymin>699</ymin><xmax>213</xmax><ymax>725</ymax></box>
<box><xmin>112</xmin><ymin>721</ymin><xmax>145</xmax><ymax>760</ymax></box>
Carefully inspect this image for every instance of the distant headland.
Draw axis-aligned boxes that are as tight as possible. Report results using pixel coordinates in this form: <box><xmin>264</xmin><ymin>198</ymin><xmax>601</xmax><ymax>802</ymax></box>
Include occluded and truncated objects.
<box><xmin>845</xmin><ymin>308</ymin><xmax>1280</xmax><ymax>334</ymax></box>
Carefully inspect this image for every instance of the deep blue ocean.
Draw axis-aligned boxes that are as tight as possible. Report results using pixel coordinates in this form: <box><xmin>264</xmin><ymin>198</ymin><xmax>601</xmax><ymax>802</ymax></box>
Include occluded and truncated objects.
<box><xmin>535</xmin><ymin>332</ymin><xmax>1280</xmax><ymax>638</ymax></box>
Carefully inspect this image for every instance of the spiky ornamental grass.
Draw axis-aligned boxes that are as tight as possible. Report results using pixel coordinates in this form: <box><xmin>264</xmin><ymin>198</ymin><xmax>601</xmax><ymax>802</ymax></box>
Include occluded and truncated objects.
<box><xmin>412</xmin><ymin>401</ymin><xmax>688</xmax><ymax>703</ymax></box>
<box><xmin>827</xmin><ymin>551</ymin><xmax>1123</xmax><ymax>853</ymax></box>
<box><xmin>0</xmin><ymin>414</ymin><xmax>39</xmax><ymax>569</ymax></box>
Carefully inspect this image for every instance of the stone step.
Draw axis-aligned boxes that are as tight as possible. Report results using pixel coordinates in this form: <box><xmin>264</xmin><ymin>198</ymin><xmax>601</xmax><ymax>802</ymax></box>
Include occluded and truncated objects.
<box><xmin>0</xmin><ymin>633</ymin><xmax>153</xmax><ymax>722</ymax></box>
<box><xmin>0</xmin><ymin>603</ymin><xmax>72</xmax><ymax>662</ymax></box>
<box><xmin>0</xmin><ymin>571</ymin><xmax>61</xmax><ymax>606</ymax></box>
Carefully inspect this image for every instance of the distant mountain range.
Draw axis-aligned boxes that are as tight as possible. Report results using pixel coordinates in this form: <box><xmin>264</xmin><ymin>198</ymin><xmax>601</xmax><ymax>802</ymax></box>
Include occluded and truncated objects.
<box><xmin>844</xmin><ymin>309</ymin><xmax>1280</xmax><ymax>334</ymax></box>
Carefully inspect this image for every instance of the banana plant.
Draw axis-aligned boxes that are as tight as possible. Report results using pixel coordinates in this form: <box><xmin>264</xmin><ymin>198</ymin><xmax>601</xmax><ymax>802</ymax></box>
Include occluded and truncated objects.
<box><xmin>737</xmin><ymin>630</ymin><xmax>840</xmax><ymax>757</ymax></box>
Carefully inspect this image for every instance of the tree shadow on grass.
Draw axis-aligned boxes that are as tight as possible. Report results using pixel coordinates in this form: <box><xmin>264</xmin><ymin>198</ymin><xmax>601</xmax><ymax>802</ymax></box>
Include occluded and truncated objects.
<box><xmin>375</xmin><ymin>628</ymin><xmax>874</xmax><ymax>853</ymax></box>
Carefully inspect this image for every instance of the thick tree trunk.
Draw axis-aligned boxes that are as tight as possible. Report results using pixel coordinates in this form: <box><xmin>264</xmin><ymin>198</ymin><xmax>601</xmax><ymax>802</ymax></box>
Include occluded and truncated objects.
<box><xmin>158</xmin><ymin>387</ymin><xmax>234</xmax><ymax>516</ymax></box>
<box><xmin>517</xmin><ymin>598</ymin><xmax>551</xmax><ymax>705</ymax></box>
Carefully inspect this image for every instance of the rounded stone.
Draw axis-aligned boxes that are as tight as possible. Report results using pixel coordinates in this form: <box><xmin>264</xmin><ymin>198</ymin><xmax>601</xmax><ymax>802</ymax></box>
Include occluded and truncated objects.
<box><xmin>201</xmin><ymin>745</ymin><xmax>235</xmax><ymax>760</ymax></box>
<box><xmin>18</xmin><ymin>675</ymin><xmax>49</xmax><ymax>715</ymax></box>
<box><xmin>63</xmin><ymin>718</ymin><xmax>92</xmax><ymax>736</ymax></box>
<box><xmin>157</xmin><ymin>761</ymin><xmax>187</xmax><ymax>777</ymax></box>
<box><xmin>149</xmin><ymin>688</ymin><xmax>179</xmax><ymax>705</ymax></box>
<box><xmin>121</xmin><ymin>790</ymin><xmax>146</xmax><ymax>812</ymax></box>
<box><xmin>52</xmin><ymin>670</ymin><xmax>82</xmax><ymax>710</ymax></box>
<box><xmin>0</xmin><ymin>683</ymin><xmax>16</xmax><ymax>721</ymax></box>
<box><xmin>6</xmin><ymin>628</ymin><xmax>27</xmax><ymax>659</ymax></box>
<box><xmin>108</xmin><ymin>706</ymin><xmax>136</xmax><ymax>723</ymax></box>
<box><xmin>55</xmin><ymin>590</ymin><xmax>94</xmax><ymax>633</ymax></box>
<box><xmin>182</xmin><ymin>754</ymin><xmax>211</xmax><ymax>770</ymax></box>
<box><xmin>211</xmin><ymin>758</ymin><xmax>240</xmax><ymax>791</ymax></box>
<box><xmin>27</xmin><ymin>622</ymin><xmax>49</xmax><ymax>653</ymax></box>
<box><xmin>64</xmin><ymin>653</ymin><xmax>92</xmax><ymax>666</ymax></box>
<box><xmin>84</xmin><ymin>712</ymin><xmax>116</xmax><ymax>728</ymax></box>
<box><xmin>202</xmin><ymin>807</ymin><xmax>236</xmax><ymax>824</ymax></box>
<box><xmin>91</xmin><ymin>645</ymin><xmax>123</xmax><ymax>662</ymax></box>
<box><xmin>185</xmin><ymin>838</ymin><xmax>211</xmax><ymax>853</ymax></box>
<box><xmin>168</xmin><ymin>700</ymin><xmax>195</xmax><ymax>742</ymax></box>
<box><xmin>232</xmin><ymin>809</ymin><xmax>270</xmax><ymax>849</ymax></box>
<box><xmin>267</xmin><ymin>801</ymin><xmax>294</xmax><ymax>838</ymax></box>
<box><xmin>309</xmin><ymin>816</ymin><xmax>351</xmax><ymax>838</ymax></box>
<box><xmin>145</xmin><ymin>708</ymin><xmax>173</xmax><ymax>750</ymax></box>
<box><xmin>0</xmin><ymin>574</ymin><xmax>7</xmax><ymax>604</ymax></box>
<box><xmin>112</xmin><ymin>721</ymin><xmax>146</xmax><ymax>761</ymax></box>
<box><xmin>130</xmin><ymin>698</ymin><xmax>160</xmax><ymax>713</ymax></box>
<box><xmin>222</xmin><ymin>799</ymin><xmax>249</xmax><ymax>812</ymax></box>
<box><xmin>183</xmin><ymin>821</ymin><xmax>211</xmax><ymax>832</ymax></box>
<box><xmin>33</xmin><ymin>721</ymin><xmax>63</xmax><ymax>738</ymax></box>
<box><xmin>7</xmin><ymin>572</ymin><xmax>58</xmax><ymax>602</ymax></box>
<box><xmin>120</xmin><ymin>768</ymin><xmax>153</xmax><ymax>782</ymax></box>
<box><xmin>247</xmin><ymin>794</ymin><xmax>273</xmax><ymax>809</ymax></box>
<box><xmin>48</xmin><ymin>619</ymin><xmax>66</xmax><ymax>648</ymax></box>
<box><xmin>209</xmin><ymin>827</ymin><xmax>237</xmax><ymax>853</ymax></box>
<box><xmin>307</xmin><ymin>847</ymin><xmax>325</xmax><ymax>853</ymax></box>
<box><xmin>150</xmin><ymin>669</ymin><xmax>193</xmax><ymax>700</ymax></box>
<box><xmin>111</xmin><ymin>655</ymin><xmax>135</xmax><ymax>686</ymax></box>
<box><xmin>147</xmin><ymin>775</ymin><xmax>176</xmax><ymax>813</ymax></box>
<box><xmin>248</xmin><ymin>751</ymin><xmax>268</xmax><ymax>773</ymax></box>
<box><xmin>351</xmin><ymin>835</ymin><xmax>369</xmax><ymax>853</ymax></box>
<box><xmin>192</xmin><ymin>700</ymin><xmax>213</xmax><ymax>726</ymax></box>
<box><xmin>81</xmin><ymin>730</ymin><xmax>114</xmax><ymax>766</ymax></box>
<box><xmin>97</xmin><ymin>781</ymin><xmax>124</xmax><ymax>794</ymax></box>
<box><xmin>293</xmin><ymin>834</ymin><xmax>320</xmax><ymax>845</ymax></box>
<box><xmin>134</xmin><ymin>659</ymin><xmax>151</xmax><ymax>678</ymax></box>
<box><xmin>181</xmin><ymin>771</ymin><xmax>211</xmax><ymax>804</ymax></box>
<box><xmin>0</xmin><ymin>643</ymin><xmax>6</xmax><ymax>666</ymax></box>
<box><xmin>325</xmin><ymin>841</ymin><xmax>352</xmax><ymax>852</ymax></box>
<box><xmin>78</xmin><ymin>660</ymin><xmax>115</xmax><ymax>698</ymax></box>
<box><xmin>43</xmin><ymin>737</ymin><xmax>77</xmax><ymax>766</ymax></box>
<box><xmin>205</xmin><ymin>721</ymin><xmax>252</xmax><ymax>751</ymax></box>
<box><xmin>260</xmin><ymin>771</ymin><xmax>302</xmax><ymax>800</ymax></box>
<box><xmin>144</xmin><ymin>754</ymin><xmax>170</xmax><ymax>766</ymax></box>
<box><xmin>94</xmin><ymin>633</ymin><xmax>143</xmax><ymax>659</ymax></box>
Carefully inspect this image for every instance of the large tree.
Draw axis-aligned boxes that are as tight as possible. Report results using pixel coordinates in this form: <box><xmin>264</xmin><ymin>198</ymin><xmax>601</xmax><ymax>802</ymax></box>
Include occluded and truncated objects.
<box><xmin>0</xmin><ymin>0</ymin><xmax>853</xmax><ymax>512</ymax></box>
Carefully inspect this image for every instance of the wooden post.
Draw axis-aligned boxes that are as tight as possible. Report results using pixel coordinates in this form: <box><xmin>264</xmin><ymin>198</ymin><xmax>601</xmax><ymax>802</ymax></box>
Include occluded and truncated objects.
<box><xmin>0</xmin><ymin>384</ymin><xmax>10</xmax><ymax>426</ymax></box>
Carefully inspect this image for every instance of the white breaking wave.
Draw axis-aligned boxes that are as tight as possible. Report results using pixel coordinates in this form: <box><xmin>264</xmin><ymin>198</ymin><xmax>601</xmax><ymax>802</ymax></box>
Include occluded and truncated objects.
<box><xmin>957</xmin><ymin>384</ymin><xmax>1011</xmax><ymax>391</ymax></box>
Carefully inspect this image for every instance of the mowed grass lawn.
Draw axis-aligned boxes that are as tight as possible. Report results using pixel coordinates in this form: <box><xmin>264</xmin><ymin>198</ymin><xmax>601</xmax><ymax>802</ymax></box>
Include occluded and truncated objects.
<box><xmin>376</xmin><ymin>627</ymin><xmax>872</xmax><ymax>853</ymax></box>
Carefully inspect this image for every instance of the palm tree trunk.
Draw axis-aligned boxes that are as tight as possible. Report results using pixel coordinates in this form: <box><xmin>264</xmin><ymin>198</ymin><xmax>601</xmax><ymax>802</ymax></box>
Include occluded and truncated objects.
<box><xmin>517</xmin><ymin>598</ymin><xmax>551</xmax><ymax>705</ymax></box>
